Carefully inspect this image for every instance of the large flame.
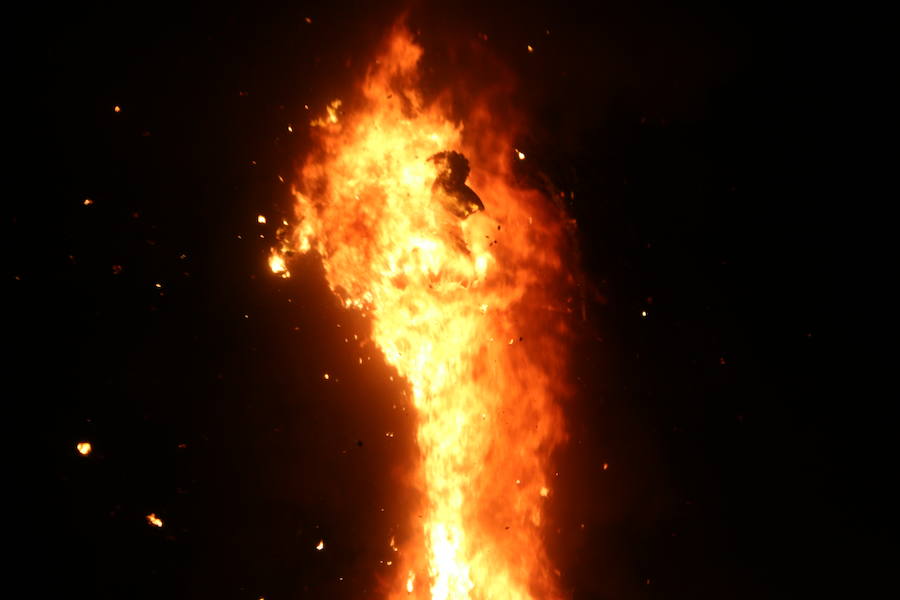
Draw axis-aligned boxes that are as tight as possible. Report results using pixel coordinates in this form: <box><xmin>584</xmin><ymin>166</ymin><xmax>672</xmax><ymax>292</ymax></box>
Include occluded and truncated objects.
<box><xmin>276</xmin><ymin>27</ymin><xmax>572</xmax><ymax>599</ymax></box>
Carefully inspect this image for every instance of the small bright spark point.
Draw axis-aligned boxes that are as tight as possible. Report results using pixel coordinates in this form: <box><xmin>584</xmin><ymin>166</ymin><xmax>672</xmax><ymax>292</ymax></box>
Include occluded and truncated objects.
<box><xmin>602</xmin><ymin>462</ymin><xmax>609</xmax><ymax>470</ymax></box>
<box><xmin>641</xmin><ymin>310</ymin><xmax>648</xmax><ymax>317</ymax></box>
<box><xmin>76</xmin><ymin>442</ymin><xmax>92</xmax><ymax>456</ymax></box>
<box><xmin>287</xmin><ymin>125</ymin><xmax>293</xmax><ymax>133</ymax></box>
<box><xmin>527</xmin><ymin>45</ymin><xmax>534</xmax><ymax>53</ymax></box>
<box><xmin>406</xmin><ymin>571</ymin><xmax>415</xmax><ymax>593</ymax></box>
<box><xmin>540</xmin><ymin>486</ymin><xmax>549</xmax><ymax>497</ymax></box>
<box><xmin>304</xmin><ymin>16</ymin><xmax>312</xmax><ymax>24</ymax></box>
<box><xmin>83</xmin><ymin>198</ymin><xmax>93</xmax><ymax>206</ymax></box>
<box><xmin>154</xmin><ymin>282</ymin><xmax>163</xmax><ymax>289</ymax></box>
<box><xmin>316</xmin><ymin>539</ymin><xmax>325</xmax><ymax>550</ymax></box>
<box><xmin>257</xmin><ymin>215</ymin><xmax>267</xmax><ymax>224</ymax></box>
<box><xmin>323</xmin><ymin>373</ymin><xmax>330</xmax><ymax>380</ymax></box>
<box><xmin>146</xmin><ymin>513</ymin><xmax>163</xmax><ymax>527</ymax></box>
<box><xmin>113</xmin><ymin>105</ymin><xmax>121</xmax><ymax>113</ymax></box>
<box><xmin>516</xmin><ymin>149</ymin><xmax>526</xmax><ymax>160</ymax></box>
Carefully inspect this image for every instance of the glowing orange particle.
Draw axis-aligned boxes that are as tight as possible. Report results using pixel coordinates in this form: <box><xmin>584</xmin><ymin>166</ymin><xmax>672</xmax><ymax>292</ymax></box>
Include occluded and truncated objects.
<box><xmin>146</xmin><ymin>513</ymin><xmax>163</xmax><ymax>527</ymax></box>
<box><xmin>76</xmin><ymin>442</ymin><xmax>92</xmax><ymax>456</ymax></box>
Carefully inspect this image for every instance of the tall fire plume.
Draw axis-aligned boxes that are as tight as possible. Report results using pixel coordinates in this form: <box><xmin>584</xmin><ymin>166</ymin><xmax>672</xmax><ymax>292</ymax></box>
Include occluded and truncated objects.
<box><xmin>273</xmin><ymin>26</ymin><xmax>575</xmax><ymax>599</ymax></box>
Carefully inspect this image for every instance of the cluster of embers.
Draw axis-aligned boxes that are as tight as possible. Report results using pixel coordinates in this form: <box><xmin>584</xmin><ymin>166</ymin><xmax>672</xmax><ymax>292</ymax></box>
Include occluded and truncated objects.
<box><xmin>429</xmin><ymin>150</ymin><xmax>484</xmax><ymax>219</ymax></box>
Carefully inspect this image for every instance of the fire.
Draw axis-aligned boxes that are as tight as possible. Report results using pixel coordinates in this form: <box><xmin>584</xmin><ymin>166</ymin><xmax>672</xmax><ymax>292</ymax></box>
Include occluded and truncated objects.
<box><xmin>268</xmin><ymin>250</ymin><xmax>290</xmax><ymax>278</ymax></box>
<box><xmin>146</xmin><ymin>513</ymin><xmax>163</xmax><ymax>528</ymax></box>
<box><xmin>76</xmin><ymin>441</ymin><xmax>92</xmax><ymax>456</ymax></box>
<box><xmin>276</xmin><ymin>26</ymin><xmax>572</xmax><ymax>599</ymax></box>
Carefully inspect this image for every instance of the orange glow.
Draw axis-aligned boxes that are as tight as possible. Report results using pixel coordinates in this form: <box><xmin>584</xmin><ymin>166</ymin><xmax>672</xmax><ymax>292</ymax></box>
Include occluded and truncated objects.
<box><xmin>76</xmin><ymin>442</ymin><xmax>92</xmax><ymax>456</ymax></box>
<box><xmin>268</xmin><ymin>250</ymin><xmax>290</xmax><ymax>278</ymax></box>
<box><xmin>276</xmin><ymin>26</ymin><xmax>571</xmax><ymax>599</ymax></box>
<box><xmin>316</xmin><ymin>539</ymin><xmax>325</xmax><ymax>551</ymax></box>
<box><xmin>146</xmin><ymin>513</ymin><xmax>163</xmax><ymax>527</ymax></box>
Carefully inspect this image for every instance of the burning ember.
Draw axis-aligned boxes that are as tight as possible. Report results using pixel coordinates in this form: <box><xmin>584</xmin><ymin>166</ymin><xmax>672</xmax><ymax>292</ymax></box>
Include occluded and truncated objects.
<box><xmin>274</xmin><ymin>25</ymin><xmax>573</xmax><ymax>599</ymax></box>
<box><xmin>146</xmin><ymin>513</ymin><xmax>163</xmax><ymax>528</ymax></box>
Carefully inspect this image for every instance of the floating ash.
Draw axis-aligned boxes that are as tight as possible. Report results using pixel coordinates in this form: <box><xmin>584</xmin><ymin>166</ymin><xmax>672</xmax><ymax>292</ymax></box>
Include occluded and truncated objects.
<box><xmin>273</xmin><ymin>24</ymin><xmax>574</xmax><ymax>600</ymax></box>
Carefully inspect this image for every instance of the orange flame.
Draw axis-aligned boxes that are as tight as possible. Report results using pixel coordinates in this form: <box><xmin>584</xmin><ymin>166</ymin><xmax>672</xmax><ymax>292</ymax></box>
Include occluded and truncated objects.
<box><xmin>146</xmin><ymin>513</ymin><xmax>163</xmax><ymax>528</ymax></box>
<box><xmin>277</xmin><ymin>26</ymin><xmax>572</xmax><ymax>599</ymax></box>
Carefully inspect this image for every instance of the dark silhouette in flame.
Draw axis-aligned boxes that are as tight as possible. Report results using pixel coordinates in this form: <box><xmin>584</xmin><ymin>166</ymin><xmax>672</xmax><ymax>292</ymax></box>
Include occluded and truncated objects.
<box><xmin>429</xmin><ymin>150</ymin><xmax>484</xmax><ymax>218</ymax></box>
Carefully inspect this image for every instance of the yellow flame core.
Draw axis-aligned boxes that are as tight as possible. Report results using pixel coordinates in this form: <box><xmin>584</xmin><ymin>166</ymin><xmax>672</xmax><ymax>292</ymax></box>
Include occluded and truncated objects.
<box><xmin>285</xmin><ymin>28</ymin><xmax>569</xmax><ymax>599</ymax></box>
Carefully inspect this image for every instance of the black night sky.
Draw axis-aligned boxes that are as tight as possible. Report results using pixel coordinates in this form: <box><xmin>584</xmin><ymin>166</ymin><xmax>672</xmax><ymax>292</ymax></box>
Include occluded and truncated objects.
<box><xmin>21</xmin><ymin>1</ymin><xmax>858</xmax><ymax>599</ymax></box>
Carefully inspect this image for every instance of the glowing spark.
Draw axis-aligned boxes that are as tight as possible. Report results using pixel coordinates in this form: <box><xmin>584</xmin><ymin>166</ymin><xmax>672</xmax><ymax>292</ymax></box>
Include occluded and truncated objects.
<box><xmin>83</xmin><ymin>198</ymin><xmax>93</xmax><ymax>206</ymax></box>
<box><xmin>323</xmin><ymin>373</ymin><xmax>330</xmax><ymax>380</ymax></box>
<box><xmin>540</xmin><ymin>486</ymin><xmax>549</xmax><ymax>497</ymax></box>
<box><xmin>316</xmin><ymin>539</ymin><xmax>325</xmax><ymax>550</ymax></box>
<box><xmin>406</xmin><ymin>570</ymin><xmax>415</xmax><ymax>593</ymax></box>
<box><xmin>257</xmin><ymin>215</ymin><xmax>267</xmax><ymax>224</ymax></box>
<box><xmin>516</xmin><ymin>149</ymin><xmax>526</xmax><ymax>160</ymax></box>
<box><xmin>527</xmin><ymin>45</ymin><xmax>534</xmax><ymax>53</ymax></box>
<box><xmin>76</xmin><ymin>442</ymin><xmax>92</xmax><ymax>456</ymax></box>
<box><xmin>146</xmin><ymin>513</ymin><xmax>163</xmax><ymax>527</ymax></box>
<box><xmin>641</xmin><ymin>310</ymin><xmax>647</xmax><ymax>318</ymax></box>
<box><xmin>113</xmin><ymin>105</ymin><xmax>121</xmax><ymax>113</ymax></box>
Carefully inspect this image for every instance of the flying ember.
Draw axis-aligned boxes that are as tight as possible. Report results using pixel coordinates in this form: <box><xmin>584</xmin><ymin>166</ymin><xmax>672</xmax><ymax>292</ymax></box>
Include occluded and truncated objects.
<box><xmin>274</xmin><ymin>26</ymin><xmax>573</xmax><ymax>599</ymax></box>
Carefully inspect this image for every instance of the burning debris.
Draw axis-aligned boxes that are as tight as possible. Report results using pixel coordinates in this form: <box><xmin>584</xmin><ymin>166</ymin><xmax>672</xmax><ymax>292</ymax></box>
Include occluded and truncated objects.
<box><xmin>146</xmin><ymin>513</ymin><xmax>163</xmax><ymax>528</ymax></box>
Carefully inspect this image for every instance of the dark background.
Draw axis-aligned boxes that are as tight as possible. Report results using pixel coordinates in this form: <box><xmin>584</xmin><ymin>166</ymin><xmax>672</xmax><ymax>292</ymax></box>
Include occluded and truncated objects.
<box><xmin>18</xmin><ymin>1</ymin><xmax>857</xmax><ymax>598</ymax></box>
